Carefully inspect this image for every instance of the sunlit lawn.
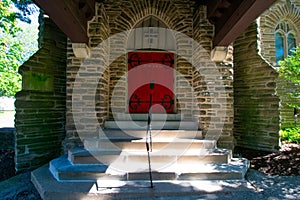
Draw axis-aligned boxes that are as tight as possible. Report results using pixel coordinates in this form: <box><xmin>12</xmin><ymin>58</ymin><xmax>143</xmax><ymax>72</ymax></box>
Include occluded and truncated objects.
<box><xmin>0</xmin><ymin>111</ymin><xmax>15</xmax><ymax>128</ymax></box>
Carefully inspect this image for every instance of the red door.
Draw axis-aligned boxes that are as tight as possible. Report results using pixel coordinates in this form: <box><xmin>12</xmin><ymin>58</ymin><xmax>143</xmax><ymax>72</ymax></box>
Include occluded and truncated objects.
<box><xmin>128</xmin><ymin>52</ymin><xmax>174</xmax><ymax>113</ymax></box>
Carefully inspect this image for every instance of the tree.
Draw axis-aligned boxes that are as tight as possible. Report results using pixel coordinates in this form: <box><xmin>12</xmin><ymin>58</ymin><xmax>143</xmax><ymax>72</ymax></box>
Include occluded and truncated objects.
<box><xmin>278</xmin><ymin>44</ymin><xmax>300</xmax><ymax>109</ymax></box>
<box><xmin>0</xmin><ymin>0</ymin><xmax>38</xmax><ymax>97</ymax></box>
<box><xmin>0</xmin><ymin>0</ymin><xmax>21</xmax><ymax>36</ymax></box>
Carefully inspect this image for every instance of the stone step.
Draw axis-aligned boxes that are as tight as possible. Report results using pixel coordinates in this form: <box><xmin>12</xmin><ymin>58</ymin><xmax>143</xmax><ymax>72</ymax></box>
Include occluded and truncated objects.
<box><xmin>32</xmin><ymin>164</ymin><xmax>252</xmax><ymax>200</ymax></box>
<box><xmin>99</xmin><ymin>129</ymin><xmax>203</xmax><ymax>139</ymax></box>
<box><xmin>104</xmin><ymin>120</ymin><xmax>198</xmax><ymax>130</ymax></box>
<box><xmin>113</xmin><ymin>113</ymin><xmax>184</xmax><ymax>121</ymax></box>
<box><xmin>49</xmin><ymin>155</ymin><xmax>248</xmax><ymax>182</ymax></box>
<box><xmin>69</xmin><ymin>148</ymin><xmax>231</xmax><ymax>165</ymax></box>
<box><xmin>83</xmin><ymin>138</ymin><xmax>216</xmax><ymax>151</ymax></box>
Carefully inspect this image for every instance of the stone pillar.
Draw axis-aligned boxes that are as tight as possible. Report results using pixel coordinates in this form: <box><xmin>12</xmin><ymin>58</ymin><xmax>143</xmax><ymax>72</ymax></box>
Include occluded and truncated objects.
<box><xmin>15</xmin><ymin>15</ymin><xmax>67</xmax><ymax>171</ymax></box>
<box><xmin>65</xmin><ymin>4</ymin><xmax>111</xmax><ymax>149</ymax></box>
<box><xmin>233</xmin><ymin>22</ymin><xmax>280</xmax><ymax>151</ymax></box>
<box><xmin>192</xmin><ymin>5</ymin><xmax>234</xmax><ymax>149</ymax></box>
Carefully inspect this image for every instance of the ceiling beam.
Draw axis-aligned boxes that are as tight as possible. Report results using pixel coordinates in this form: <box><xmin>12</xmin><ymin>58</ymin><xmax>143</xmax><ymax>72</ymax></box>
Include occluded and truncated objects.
<box><xmin>33</xmin><ymin>0</ymin><xmax>95</xmax><ymax>43</ymax></box>
<box><xmin>207</xmin><ymin>0</ymin><xmax>231</xmax><ymax>20</ymax></box>
<box><xmin>33</xmin><ymin>0</ymin><xmax>275</xmax><ymax>46</ymax></box>
<box><xmin>76</xmin><ymin>0</ymin><xmax>95</xmax><ymax>20</ymax></box>
<box><xmin>213</xmin><ymin>0</ymin><xmax>276</xmax><ymax>46</ymax></box>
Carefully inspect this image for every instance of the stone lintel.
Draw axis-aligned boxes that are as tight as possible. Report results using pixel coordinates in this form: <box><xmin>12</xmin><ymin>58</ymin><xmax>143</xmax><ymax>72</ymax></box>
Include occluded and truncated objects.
<box><xmin>72</xmin><ymin>43</ymin><xmax>90</xmax><ymax>58</ymax></box>
<box><xmin>211</xmin><ymin>46</ymin><xmax>228</xmax><ymax>62</ymax></box>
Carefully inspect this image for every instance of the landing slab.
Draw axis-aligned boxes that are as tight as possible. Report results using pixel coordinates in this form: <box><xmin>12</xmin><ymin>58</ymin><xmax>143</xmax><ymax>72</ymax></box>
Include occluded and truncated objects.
<box><xmin>32</xmin><ymin>165</ymin><xmax>254</xmax><ymax>200</ymax></box>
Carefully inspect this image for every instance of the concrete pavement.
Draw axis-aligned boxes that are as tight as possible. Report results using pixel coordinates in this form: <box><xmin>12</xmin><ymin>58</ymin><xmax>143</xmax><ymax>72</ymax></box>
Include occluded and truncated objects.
<box><xmin>0</xmin><ymin>169</ymin><xmax>299</xmax><ymax>199</ymax></box>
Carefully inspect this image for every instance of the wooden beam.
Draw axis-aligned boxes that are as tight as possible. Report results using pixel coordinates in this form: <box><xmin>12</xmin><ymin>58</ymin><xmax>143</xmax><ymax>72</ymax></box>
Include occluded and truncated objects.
<box><xmin>33</xmin><ymin>0</ymin><xmax>92</xmax><ymax>43</ymax></box>
<box><xmin>212</xmin><ymin>0</ymin><xmax>243</xmax><ymax>33</ymax></box>
<box><xmin>77</xmin><ymin>0</ymin><xmax>95</xmax><ymax>20</ymax></box>
<box><xmin>213</xmin><ymin>0</ymin><xmax>276</xmax><ymax>46</ymax></box>
<box><xmin>84</xmin><ymin>0</ymin><xmax>96</xmax><ymax>16</ymax></box>
<box><xmin>207</xmin><ymin>0</ymin><xmax>222</xmax><ymax>19</ymax></box>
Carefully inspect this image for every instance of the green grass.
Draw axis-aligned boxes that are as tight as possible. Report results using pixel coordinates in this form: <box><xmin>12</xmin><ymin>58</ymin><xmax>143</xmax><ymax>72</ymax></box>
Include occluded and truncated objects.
<box><xmin>280</xmin><ymin>126</ymin><xmax>300</xmax><ymax>144</ymax></box>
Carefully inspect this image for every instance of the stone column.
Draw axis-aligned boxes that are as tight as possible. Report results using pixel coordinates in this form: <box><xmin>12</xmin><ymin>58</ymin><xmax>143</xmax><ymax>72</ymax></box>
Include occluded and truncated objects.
<box><xmin>15</xmin><ymin>14</ymin><xmax>67</xmax><ymax>171</ymax></box>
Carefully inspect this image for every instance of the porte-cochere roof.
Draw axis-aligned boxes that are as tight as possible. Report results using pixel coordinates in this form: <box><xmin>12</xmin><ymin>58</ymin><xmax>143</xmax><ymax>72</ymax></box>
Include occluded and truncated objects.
<box><xmin>33</xmin><ymin>0</ymin><xmax>276</xmax><ymax>46</ymax></box>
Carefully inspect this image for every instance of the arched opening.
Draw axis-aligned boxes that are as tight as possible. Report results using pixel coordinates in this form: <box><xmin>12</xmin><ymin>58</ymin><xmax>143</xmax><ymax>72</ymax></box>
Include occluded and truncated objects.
<box><xmin>127</xmin><ymin>15</ymin><xmax>176</xmax><ymax>51</ymax></box>
<box><xmin>275</xmin><ymin>20</ymin><xmax>297</xmax><ymax>64</ymax></box>
<box><xmin>126</xmin><ymin>16</ymin><xmax>177</xmax><ymax>113</ymax></box>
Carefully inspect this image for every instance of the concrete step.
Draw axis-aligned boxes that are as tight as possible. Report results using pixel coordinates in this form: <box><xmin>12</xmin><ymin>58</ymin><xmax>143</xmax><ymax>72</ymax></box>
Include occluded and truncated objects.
<box><xmin>32</xmin><ymin>164</ymin><xmax>252</xmax><ymax>200</ymax></box>
<box><xmin>69</xmin><ymin>147</ymin><xmax>231</xmax><ymax>165</ymax></box>
<box><xmin>49</xmin><ymin>155</ymin><xmax>248</xmax><ymax>182</ymax></box>
<box><xmin>98</xmin><ymin>129</ymin><xmax>203</xmax><ymax>139</ymax></box>
<box><xmin>113</xmin><ymin>113</ymin><xmax>184</xmax><ymax>121</ymax></box>
<box><xmin>104</xmin><ymin>120</ymin><xmax>198</xmax><ymax>130</ymax></box>
<box><xmin>83</xmin><ymin>138</ymin><xmax>215</xmax><ymax>151</ymax></box>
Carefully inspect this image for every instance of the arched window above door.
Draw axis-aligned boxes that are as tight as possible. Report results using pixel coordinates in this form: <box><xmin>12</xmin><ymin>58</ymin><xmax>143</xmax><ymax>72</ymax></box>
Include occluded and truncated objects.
<box><xmin>275</xmin><ymin>20</ymin><xmax>297</xmax><ymax>64</ymax></box>
<box><xmin>127</xmin><ymin>16</ymin><xmax>176</xmax><ymax>51</ymax></box>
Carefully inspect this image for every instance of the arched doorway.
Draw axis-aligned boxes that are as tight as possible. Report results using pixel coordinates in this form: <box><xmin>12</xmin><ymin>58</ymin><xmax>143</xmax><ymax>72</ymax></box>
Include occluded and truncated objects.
<box><xmin>127</xmin><ymin>16</ymin><xmax>176</xmax><ymax>113</ymax></box>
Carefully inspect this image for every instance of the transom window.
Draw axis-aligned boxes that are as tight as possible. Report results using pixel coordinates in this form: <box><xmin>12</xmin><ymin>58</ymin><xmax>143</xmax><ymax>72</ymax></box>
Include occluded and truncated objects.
<box><xmin>127</xmin><ymin>16</ymin><xmax>176</xmax><ymax>51</ymax></box>
<box><xmin>275</xmin><ymin>20</ymin><xmax>296</xmax><ymax>64</ymax></box>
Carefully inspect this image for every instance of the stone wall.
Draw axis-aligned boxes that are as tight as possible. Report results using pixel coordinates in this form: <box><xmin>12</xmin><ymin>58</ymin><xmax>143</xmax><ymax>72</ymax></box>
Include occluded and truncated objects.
<box><xmin>15</xmin><ymin>15</ymin><xmax>67</xmax><ymax>171</ymax></box>
<box><xmin>104</xmin><ymin>0</ymin><xmax>196</xmax><ymax>118</ymax></box>
<box><xmin>65</xmin><ymin>0</ymin><xmax>235</xmax><ymax>149</ymax></box>
<box><xmin>65</xmin><ymin>4</ymin><xmax>110</xmax><ymax>149</ymax></box>
<box><xmin>258</xmin><ymin>0</ymin><xmax>300</xmax><ymax>129</ymax></box>
<box><xmin>233</xmin><ymin>22</ymin><xmax>280</xmax><ymax>151</ymax></box>
<box><xmin>192</xmin><ymin>6</ymin><xmax>234</xmax><ymax>149</ymax></box>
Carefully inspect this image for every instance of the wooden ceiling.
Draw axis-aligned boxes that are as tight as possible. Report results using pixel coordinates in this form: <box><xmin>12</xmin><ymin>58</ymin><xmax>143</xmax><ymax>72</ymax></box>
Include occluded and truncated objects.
<box><xmin>33</xmin><ymin>0</ymin><xmax>276</xmax><ymax>46</ymax></box>
<box><xmin>202</xmin><ymin>0</ymin><xmax>276</xmax><ymax>46</ymax></box>
<box><xmin>33</xmin><ymin>0</ymin><xmax>96</xmax><ymax>44</ymax></box>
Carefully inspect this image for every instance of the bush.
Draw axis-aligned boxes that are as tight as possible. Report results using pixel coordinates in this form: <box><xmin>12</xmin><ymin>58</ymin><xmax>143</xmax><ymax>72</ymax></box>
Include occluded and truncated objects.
<box><xmin>278</xmin><ymin>44</ymin><xmax>300</xmax><ymax>110</ymax></box>
<box><xmin>280</xmin><ymin>126</ymin><xmax>300</xmax><ymax>144</ymax></box>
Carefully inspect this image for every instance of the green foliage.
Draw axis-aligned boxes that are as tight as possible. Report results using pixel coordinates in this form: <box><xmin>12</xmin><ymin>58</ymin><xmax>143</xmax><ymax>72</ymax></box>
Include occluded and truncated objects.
<box><xmin>0</xmin><ymin>0</ymin><xmax>38</xmax><ymax>97</ymax></box>
<box><xmin>0</xmin><ymin>33</ymin><xmax>23</xmax><ymax>96</ymax></box>
<box><xmin>0</xmin><ymin>0</ymin><xmax>21</xmax><ymax>36</ymax></box>
<box><xmin>279</xmin><ymin>44</ymin><xmax>300</xmax><ymax>84</ymax></box>
<box><xmin>11</xmin><ymin>0</ymin><xmax>36</xmax><ymax>23</ymax></box>
<box><xmin>280</xmin><ymin>126</ymin><xmax>300</xmax><ymax>144</ymax></box>
<box><xmin>278</xmin><ymin>44</ymin><xmax>300</xmax><ymax>109</ymax></box>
